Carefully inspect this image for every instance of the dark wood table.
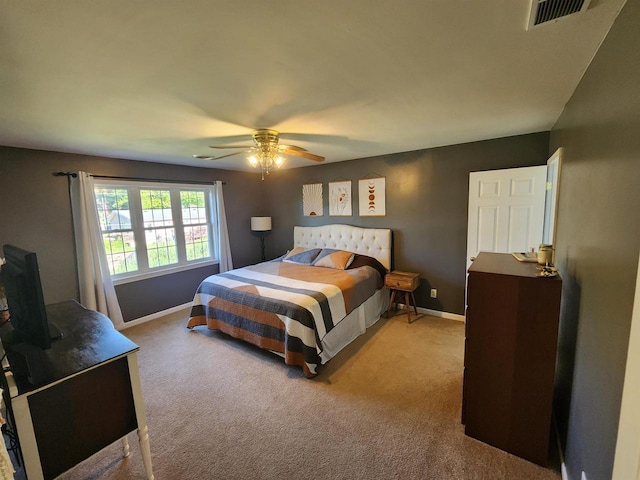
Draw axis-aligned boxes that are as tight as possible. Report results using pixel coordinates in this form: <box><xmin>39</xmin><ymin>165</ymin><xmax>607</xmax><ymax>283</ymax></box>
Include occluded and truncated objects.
<box><xmin>1</xmin><ymin>300</ymin><xmax>154</xmax><ymax>480</ymax></box>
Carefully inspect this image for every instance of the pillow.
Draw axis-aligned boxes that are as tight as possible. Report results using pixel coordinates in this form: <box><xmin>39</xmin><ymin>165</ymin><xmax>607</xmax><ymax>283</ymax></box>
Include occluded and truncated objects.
<box><xmin>282</xmin><ymin>247</ymin><xmax>322</xmax><ymax>265</ymax></box>
<box><xmin>282</xmin><ymin>247</ymin><xmax>304</xmax><ymax>259</ymax></box>
<box><xmin>312</xmin><ymin>249</ymin><xmax>355</xmax><ymax>270</ymax></box>
<box><xmin>348</xmin><ymin>254</ymin><xmax>388</xmax><ymax>278</ymax></box>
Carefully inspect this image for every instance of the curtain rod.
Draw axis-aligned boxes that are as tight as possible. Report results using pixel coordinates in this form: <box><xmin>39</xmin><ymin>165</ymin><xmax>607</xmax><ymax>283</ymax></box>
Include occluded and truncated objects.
<box><xmin>53</xmin><ymin>172</ymin><xmax>225</xmax><ymax>185</ymax></box>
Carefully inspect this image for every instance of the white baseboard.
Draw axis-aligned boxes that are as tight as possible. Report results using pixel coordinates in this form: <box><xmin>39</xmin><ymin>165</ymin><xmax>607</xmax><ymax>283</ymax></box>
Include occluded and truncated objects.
<box><xmin>553</xmin><ymin>412</ymin><xmax>569</xmax><ymax>480</ymax></box>
<box><xmin>118</xmin><ymin>302</ymin><xmax>192</xmax><ymax>330</ymax></box>
<box><xmin>394</xmin><ymin>303</ymin><xmax>466</xmax><ymax>322</ymax></box>
<box><xmin>122</xmin><ymin>302</ymin><xmax>466</xmax><ymax>330</ymax></box>
<box><xmin>422</xmin><ymin>307</ymin><xmax>466</xmax><ymax>322</ymax></box>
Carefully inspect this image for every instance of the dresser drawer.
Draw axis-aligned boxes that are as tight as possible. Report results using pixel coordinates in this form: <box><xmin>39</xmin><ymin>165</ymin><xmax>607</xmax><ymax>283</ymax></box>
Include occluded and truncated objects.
<box><xmin>384</xmin><ymin>271</ymin><xmax>420</xmax><ymax>291</ymax></box>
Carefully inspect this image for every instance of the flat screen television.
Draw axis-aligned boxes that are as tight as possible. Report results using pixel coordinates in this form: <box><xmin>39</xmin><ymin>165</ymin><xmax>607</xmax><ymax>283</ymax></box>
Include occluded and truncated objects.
<box><xmin>1</xmin><ymin>244</ymin><xmax>61</xmax><ymax>350</ymax></box>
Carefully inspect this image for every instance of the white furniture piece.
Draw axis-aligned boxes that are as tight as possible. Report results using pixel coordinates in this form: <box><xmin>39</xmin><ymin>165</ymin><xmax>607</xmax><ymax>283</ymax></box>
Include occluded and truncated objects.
<box><xmin>0</xmin><ymin>390</ymin><xmax>14</xmax><ymax>480</ymax></box>
<box><xmin>1</xmin><ymin>301</ymin><xmax>154</xmax><ymax>480</ymax></box>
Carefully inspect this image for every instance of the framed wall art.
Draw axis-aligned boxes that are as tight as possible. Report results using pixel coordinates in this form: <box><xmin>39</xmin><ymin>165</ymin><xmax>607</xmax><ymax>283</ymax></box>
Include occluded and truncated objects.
<box><xmin>358</xmin><ymin>177</ymin><xmax>386</xmax><ymax>216</ymax></box>
<box><xmin>302</xmin><ymin>182</ymin><xmax>323</xmax><ymax>216</ymax></box>
<box><xmin>329</xmin><ymin>180</ymin><xmax>352</xmax><ymax>216</ymax></box>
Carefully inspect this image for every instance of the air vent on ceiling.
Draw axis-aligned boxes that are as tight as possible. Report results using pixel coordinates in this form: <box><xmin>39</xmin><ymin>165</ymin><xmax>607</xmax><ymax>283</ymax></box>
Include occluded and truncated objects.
<box><xmin>527</xmin><ymin>0</ymin><xmax>591</xmax><ymax>30</ymax></box>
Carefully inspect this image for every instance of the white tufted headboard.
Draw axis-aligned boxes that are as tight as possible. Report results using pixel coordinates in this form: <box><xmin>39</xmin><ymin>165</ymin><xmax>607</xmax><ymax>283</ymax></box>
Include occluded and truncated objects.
<box><xmin>293</xmin><ymin>224</ymin><xmax>392</xmax><ymax>271</ymax></box>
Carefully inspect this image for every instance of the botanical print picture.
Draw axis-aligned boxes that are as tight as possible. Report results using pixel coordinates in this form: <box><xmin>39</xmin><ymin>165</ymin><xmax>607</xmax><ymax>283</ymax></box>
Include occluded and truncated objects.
<box><xmin>359</xmin><ymin>177</ymin><xmax>386</xmax><ymax>216</ymax></box>
<box><xmin>329</xmin><ymin>180</ymin><xmax>352</xmax><ymax>216</ymax></box>
<box><xmin>302</xmin><ymin>183</ymin><xmax>323</xmax><ymax>216</ymax></box>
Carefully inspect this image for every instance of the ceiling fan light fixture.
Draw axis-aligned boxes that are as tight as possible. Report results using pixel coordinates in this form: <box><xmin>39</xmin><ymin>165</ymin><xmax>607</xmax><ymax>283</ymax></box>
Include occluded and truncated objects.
<box><xmin>248</xmin><ymin>145</ymin><xmax>285</xmax><ymax>180</ymax></box>
<box><xmin>203</xmin><ymin>128</ymin><xmax>324</xmax><ymax>180</ymax></box>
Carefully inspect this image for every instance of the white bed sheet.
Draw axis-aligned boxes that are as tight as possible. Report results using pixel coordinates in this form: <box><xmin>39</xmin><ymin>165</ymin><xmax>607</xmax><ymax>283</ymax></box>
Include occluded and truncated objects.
<box><xmin>319</xmin><ymin>286</ymin><xmax>388</xmax><ymax>363</ymax></box>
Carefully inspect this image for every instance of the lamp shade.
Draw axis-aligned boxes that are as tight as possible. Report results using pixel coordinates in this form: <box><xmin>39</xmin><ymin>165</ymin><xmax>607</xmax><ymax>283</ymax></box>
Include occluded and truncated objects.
<box><xmin>251</xmin><ymin>216</ymin><xmax>272</xmax><ymax>231</ymax></box>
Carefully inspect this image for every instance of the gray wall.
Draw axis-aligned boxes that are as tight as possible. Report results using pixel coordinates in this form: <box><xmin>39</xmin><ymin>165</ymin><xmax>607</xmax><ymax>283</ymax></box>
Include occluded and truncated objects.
<box><xmin>549</xmin><ymin>0</ymin><xmax>640</xmax><ymax>478</ymax></box>
<box><xmin>263</xmin><ymin>132</ymin><xmax>550</xmax><ymax>315</ymax></box>
<box><xmin>114</xmin><ymin>265</ymin><xmax>216</xmax><ymax>321</ymax></box>
<box><xmin>1</xmin><ymin>3</ymin><xmax>637</xmax><ymax>471</ymax></box>
<box><xmin>0</xmin><ymin>133</ymin><xmax>549</xmax><ymax>320</ymax></box>
<box><xmin>0</xmin><ymin>146</ymin><xmax>264</xmax><ymax>320</ymax></box>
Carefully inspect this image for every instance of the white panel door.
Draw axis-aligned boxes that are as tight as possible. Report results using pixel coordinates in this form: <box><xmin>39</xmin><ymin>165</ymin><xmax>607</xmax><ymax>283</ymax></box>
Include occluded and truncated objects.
<box><xmin>467</xmin><ymin>166</ymin><xmax>547</xmax><ymax>270</ymax></box>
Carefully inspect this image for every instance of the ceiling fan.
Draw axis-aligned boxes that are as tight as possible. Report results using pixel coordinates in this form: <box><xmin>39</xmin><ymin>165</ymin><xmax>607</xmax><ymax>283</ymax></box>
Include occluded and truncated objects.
<box><xmin>194</xmin><ymin>129</ymin><xmax>325</xmax><ymax>180</ymax></box>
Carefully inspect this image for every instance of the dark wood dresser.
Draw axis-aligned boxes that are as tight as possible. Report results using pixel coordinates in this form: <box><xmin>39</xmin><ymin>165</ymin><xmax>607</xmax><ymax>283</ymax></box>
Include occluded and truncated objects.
<box><xmin>462</xmin><ymin>252</ymin><xmax>562</xmax><ymax>466</ymax></box>
<box><xmin>1</xmin><ymin>300</ymin><xmax>154</xmax><ymax>479</ymax></box>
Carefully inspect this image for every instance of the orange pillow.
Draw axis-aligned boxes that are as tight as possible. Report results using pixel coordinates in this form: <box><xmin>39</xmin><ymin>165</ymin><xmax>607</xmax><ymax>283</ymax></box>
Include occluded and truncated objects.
<box><xmin>312</xmin><ymin>249</ymin><xmax>355</xmax><ymax>270</ymax></box>
<box><xmin>282</xmin><ymin>247</ymin><xmax>322</xmax><ymax>265</ymax></box>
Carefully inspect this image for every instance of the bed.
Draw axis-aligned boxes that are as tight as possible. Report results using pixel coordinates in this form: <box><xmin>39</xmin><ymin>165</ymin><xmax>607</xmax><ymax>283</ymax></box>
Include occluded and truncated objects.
<box><xmin>187</xmin><ymin>224</ymin><xmax>392</xmax><ymax>377</ymax></box>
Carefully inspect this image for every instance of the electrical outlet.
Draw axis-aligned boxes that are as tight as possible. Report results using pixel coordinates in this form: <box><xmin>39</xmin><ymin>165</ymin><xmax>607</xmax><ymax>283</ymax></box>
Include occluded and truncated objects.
<box><xmin>430</xmin><ymin>288</ymin><xmax>437</xmax><ymax>298</ymax></box>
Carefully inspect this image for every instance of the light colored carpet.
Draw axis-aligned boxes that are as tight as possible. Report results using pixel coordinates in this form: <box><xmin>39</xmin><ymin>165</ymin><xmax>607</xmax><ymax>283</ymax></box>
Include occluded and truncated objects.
<box><xmin>20</xmin><ymin>310</ymin><xmax>561</xmax><ymax>480</ymax></box>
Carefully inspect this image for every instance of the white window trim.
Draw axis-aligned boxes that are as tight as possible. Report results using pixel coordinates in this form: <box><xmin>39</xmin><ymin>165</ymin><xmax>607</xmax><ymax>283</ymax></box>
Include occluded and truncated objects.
<box><xmin>94</xmin><ymin>179</ymin><xmax>219</xmax><ymax>283</ymax></box>
<box><xmin>112</xmin><ymin>258</ymin><xmax>219</xmax><ymax>285</ymax></box>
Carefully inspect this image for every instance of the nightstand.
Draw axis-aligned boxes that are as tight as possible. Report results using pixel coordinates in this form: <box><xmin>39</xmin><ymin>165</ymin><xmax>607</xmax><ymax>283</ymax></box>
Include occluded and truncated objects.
<box><xmin>385</xmin><ymin>270</ymin><xmax>421</xmax><ymax>323</ymax></box>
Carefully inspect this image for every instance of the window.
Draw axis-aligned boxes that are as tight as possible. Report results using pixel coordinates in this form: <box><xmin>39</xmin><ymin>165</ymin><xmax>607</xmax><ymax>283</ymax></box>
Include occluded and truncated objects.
<box><xmin>94</xmin><ymin>181</ymin><xmax>217</xmax><ymax>282</ymax></box>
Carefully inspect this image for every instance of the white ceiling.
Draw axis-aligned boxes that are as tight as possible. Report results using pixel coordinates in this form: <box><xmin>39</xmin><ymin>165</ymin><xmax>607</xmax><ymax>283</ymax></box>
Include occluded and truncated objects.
<box><xmin>0</xmin><ymin>0</ymin><xmax>626</xmax><ymax>172</ymax></box>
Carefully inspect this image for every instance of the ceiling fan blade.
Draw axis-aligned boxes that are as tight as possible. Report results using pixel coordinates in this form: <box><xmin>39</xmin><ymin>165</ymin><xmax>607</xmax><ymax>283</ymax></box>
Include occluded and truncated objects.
<box><xmin>202</xmin><ymin>130</ymin><xmax>325</xmax><ymax>164</ymax></box>
<box><xmin>209</xmin><ymin>144</ymin><xmax>252</xmax><ymax>149</ymax></box>
<box><xmin>193</xmin><ymin>151</ymin><xmax>249</xmax><ymax>161</ymax></box>
<box><xmin>279</xmin><ymin>133</ymin><xmax>346</xmax><ymax>144</ymax></box>
<box><xmin>278</xmin><ymin>144</ymin><xmax>308</xmax><ymax>152</ymax></box>
<box><xmin>282</xmin><ymin>148</ymin><xmax>325</xmax><ymax>162</ymax></box>
<box><xmin>217</xmin><ymin>151</ymin><xmax>250</xmax><ymax>159</ymax></box>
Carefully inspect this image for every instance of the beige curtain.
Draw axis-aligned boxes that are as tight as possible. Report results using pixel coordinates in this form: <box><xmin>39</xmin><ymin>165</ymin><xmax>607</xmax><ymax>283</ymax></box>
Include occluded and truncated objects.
<box><xmin>211</xmin><ymin>180</ymin><xmax>233</xmax><ymax>272</ymax></box>
<box><xmin>69</xmin><ymin>171</ymin><xmax>124</xmax><ymax>328</ymax></box>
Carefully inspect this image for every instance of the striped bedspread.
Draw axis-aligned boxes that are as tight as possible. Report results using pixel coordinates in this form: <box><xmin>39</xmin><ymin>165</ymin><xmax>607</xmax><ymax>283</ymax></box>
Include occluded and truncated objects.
<box><xmin>187</xmin><ymin>260</ymin><xmax>382</xmax><ymax>377</ymax></box>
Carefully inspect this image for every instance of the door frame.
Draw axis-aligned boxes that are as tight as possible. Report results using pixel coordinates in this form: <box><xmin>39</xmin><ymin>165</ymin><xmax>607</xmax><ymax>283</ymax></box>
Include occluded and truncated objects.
<box><xmin>542</xmin><ymin>147</ymin><xmax>563</xmax><ymax>248</ymax></box>
<box><xmin>612</xmin><ymin>253</ymin><xmax>640</xmax><ymax>480</ymax></box>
